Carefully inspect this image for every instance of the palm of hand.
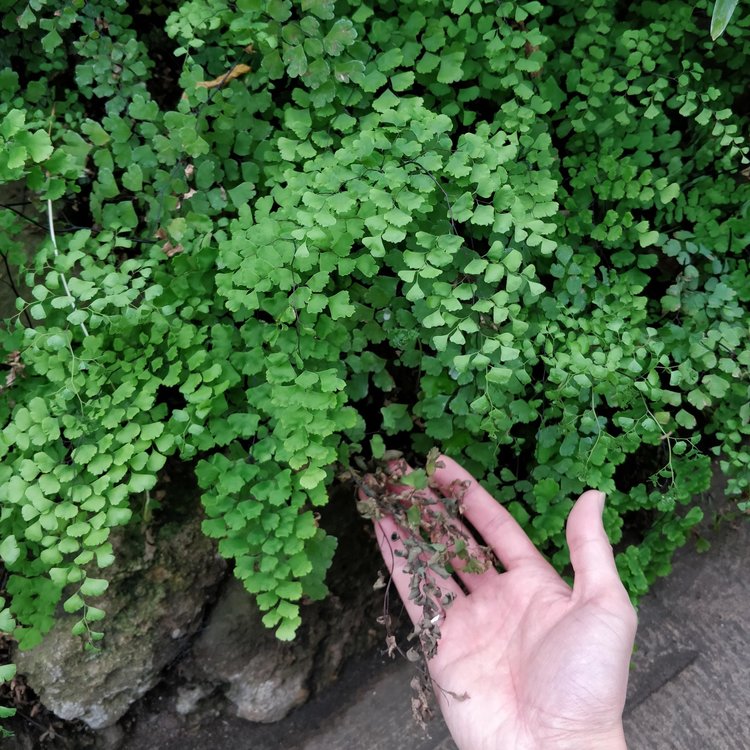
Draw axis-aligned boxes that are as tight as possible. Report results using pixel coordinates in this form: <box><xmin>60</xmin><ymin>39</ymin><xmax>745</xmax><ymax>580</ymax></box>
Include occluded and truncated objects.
<box><xmin>429</xmin><ymin>565</ymin><xmax>634</xmax><ymax>750</ymax></box>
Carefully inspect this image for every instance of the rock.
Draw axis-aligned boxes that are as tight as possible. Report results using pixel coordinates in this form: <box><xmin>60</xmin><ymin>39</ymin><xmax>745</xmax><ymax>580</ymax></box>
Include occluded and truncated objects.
<box><xmin>13</xmin><ymin>509</ymin><xmax>226</xmax><ymax>730</ymax></box>
<box><xmin>187</xmin><ymin>577</ymin><xmax>315</xmax><ymax>723</ymax></box>
<box><xmin>97</xmin><ymin>723</ymin><xmax>125</xmax><ymax>750</ymax></box>
<box><xmin>9</xmin><ymin>480</ymin><xmax>389</xmax><ymax>748</ymax></box>
<box><xmin>178</xmin><ymin>484</ymin><xmax>387</xmax><ymax>725</ymax></box>
<box><xmin>174</xmin><ymin>684</ymin><xmax>212</xmax><ymax>716</ymax></box>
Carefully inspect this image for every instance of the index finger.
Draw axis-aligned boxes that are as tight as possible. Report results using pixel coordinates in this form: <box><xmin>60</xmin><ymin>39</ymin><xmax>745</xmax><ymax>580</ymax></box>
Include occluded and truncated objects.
<box><xmin>430</xmin><ymin>455</ymin><xmax>548</xmax><ymax>571</ymax></box>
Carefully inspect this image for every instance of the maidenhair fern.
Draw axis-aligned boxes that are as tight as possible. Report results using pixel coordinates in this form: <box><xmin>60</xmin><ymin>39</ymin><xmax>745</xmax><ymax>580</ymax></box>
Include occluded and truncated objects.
<box><xmin>0</xmin><ymin>3</ymin><xmax>749</xmax><ymax>728</ymax></box>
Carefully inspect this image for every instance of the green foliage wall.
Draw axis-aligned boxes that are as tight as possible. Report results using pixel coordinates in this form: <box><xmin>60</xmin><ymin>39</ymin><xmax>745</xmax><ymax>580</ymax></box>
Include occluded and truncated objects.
<box><xmin>0</xmin><ymin>0</ymin><xmax>749</xmax><ymax>683</ymax></box>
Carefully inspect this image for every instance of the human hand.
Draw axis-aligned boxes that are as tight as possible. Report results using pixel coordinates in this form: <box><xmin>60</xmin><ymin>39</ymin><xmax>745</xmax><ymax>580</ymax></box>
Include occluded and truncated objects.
<box><xmin>363</xmin><ymin>455</ymin><xmax>637</xmax><ymax>750</ymax></box>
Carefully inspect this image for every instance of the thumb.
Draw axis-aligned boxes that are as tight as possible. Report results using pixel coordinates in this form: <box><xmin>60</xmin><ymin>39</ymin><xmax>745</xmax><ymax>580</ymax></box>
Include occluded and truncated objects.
<box><xmin>566</xmin><ymin>490</ymin><xmax>622</xmax><ymax>599</ymax></box>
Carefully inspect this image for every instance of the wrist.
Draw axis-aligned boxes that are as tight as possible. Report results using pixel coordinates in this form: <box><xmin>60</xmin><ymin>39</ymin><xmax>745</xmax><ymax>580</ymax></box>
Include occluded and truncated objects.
<box><xmin>536</xmin><ymin>725</ymin><xmax>627</xmax><ymax>750</ymax></box>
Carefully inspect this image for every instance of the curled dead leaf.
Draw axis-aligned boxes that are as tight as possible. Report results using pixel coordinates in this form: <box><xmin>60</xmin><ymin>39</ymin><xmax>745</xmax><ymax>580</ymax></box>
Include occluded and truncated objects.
<box><xmin>155</xmin><ymin>227</ymin><xmax>183</xmax><ymax>258</ymax></box>
<box><xmin>195</xmin><ymin>63</ymin><xmax>251</xmax><ymax>89</ymax></box>
<box><xmin>406</xmin><ymin>647</ymin><xmax>421</xmax><ymax>662</ymax></box>
<box><xmin>162</xmin><ymin>242</ymin><xmax>184</xmax><ymax>258</ymax></box>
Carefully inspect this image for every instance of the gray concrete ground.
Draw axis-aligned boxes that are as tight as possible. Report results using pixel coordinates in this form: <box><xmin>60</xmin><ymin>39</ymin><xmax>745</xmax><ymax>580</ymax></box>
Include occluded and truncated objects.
<box><xmin>622</xmin><ymin>515</ymin><xmax>750</xmax><ymax>750</ymax></box>
<box><xmin>234</xmin><ymin>515</ymin><xmax>750</xmax><ymax>750</ymax></box>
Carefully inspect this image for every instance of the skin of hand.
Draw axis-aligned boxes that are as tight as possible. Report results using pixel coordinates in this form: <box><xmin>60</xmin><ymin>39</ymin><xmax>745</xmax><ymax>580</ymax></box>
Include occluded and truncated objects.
<box><xmin>363</xmin><ymin>455</ymin><xmax>637</xmax><ymax>750</ymax></box>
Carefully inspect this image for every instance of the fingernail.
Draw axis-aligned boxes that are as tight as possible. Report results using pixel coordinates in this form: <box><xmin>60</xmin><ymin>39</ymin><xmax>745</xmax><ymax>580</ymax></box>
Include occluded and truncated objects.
<box><xmin>596</xmin><ymin>491</ymin><xmax>606</xmax><ymax>513</ymax></box>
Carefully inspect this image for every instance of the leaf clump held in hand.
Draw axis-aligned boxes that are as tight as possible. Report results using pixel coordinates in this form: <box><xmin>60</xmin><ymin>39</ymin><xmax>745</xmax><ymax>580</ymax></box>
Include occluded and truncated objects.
<box><xmin>354</xmin><ymin>450</ymin><xmax>496</xmax><ymax>655</ymax></box>
<box><xmin>349</xmin><ymin>448</ymin><xmax>483</xmax><ymax>727</ymax></box>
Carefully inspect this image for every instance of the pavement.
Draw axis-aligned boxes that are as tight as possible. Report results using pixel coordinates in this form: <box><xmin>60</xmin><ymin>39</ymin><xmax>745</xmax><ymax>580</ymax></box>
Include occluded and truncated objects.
<box><xmin>229</xmin><ymin>509</ymin><xmax>749</xmax><ymax>750</ymax></box>
<box><xmin>622</xmin><ymin>514</ymin><xmax>750</xmax><ymax>750</ymax></box>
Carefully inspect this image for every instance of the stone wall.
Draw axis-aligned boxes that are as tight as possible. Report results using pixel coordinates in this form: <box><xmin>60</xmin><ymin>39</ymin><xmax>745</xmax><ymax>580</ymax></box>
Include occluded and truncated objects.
<box><xmin>6</xmin><ymin>480</ymin><xmax>385</xmax><ymax>749</ymax></box>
